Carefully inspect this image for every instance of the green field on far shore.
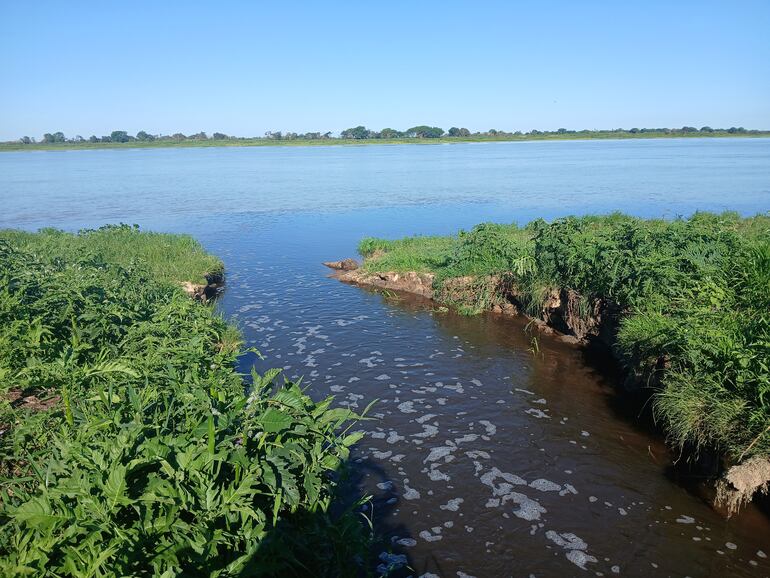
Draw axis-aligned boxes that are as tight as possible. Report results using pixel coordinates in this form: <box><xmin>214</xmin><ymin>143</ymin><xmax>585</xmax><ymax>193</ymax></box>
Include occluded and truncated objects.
<box><xmin>3</xmin><ymin>130</ymin><xmax>769</xmax><ymax>152</ymax></box>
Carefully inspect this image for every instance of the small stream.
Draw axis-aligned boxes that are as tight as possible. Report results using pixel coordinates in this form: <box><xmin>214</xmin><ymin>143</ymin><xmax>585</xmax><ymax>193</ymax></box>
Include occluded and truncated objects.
<box><xmin>214</xmin><ymin>210</ymin><xmax>770</xmax><ymax>578</ymax></box>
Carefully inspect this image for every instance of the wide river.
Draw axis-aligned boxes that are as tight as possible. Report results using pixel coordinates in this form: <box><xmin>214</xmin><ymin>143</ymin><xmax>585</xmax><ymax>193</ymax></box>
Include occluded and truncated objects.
<box><xmin>1</xmin><ymin>138</ymin><xmax>769</xmax><ymax>577</ymax></box>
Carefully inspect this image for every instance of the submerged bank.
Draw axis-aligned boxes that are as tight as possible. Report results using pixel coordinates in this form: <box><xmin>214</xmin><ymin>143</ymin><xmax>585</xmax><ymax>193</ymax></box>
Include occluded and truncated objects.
<box><xmin>0</xmin><ymin>225</ymin><xmax>370</xmax><ymax>576</ymax></box>
<box><xmin>330</xmin><ymin>212</ymin><xmax>770</xmax><ymax>510</ymax></box>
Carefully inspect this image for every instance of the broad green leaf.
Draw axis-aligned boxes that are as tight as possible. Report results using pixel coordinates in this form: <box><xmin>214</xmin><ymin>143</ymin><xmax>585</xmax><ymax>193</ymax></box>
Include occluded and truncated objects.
<box><xmin>260</xmin><ymin>407</ymin><xmax>292</xmax><ymax>433</ymax></box>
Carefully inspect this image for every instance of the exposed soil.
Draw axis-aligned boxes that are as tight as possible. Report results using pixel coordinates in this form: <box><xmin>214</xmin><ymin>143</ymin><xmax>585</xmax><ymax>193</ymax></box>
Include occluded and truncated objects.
<box><xmin>327</xmin><ymin>258</ymin><xmax>770</xmax><ymax>512</ymax></box>
<box><xmin>180</xmin><ymin>272</ymin><xmax>224</xmax><ymax>301</ymax></box>
<box><xmin>5</xmin><ymin>388</ymin><xmax>60</xmax><ymax>412</ymax></box>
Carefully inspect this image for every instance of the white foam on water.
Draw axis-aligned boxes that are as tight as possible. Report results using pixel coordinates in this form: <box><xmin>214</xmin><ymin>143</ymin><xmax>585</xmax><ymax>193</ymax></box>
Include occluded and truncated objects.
<box><xmin>559</xmin><ymin>484</ymin><xmax>578</xmax><ymax>496</ymax></box>
<box><xmin>479</xmin><ymin>420</ymin><xmax>497</xmax><ymax>436</ymax></box>
<box><xmin>413</xmin><ymin>424</ymin><xmax>439</xmax><ymax>439</ymax></box>
<box><xmin>529</xmin><ymin>478</ymin><xmax>561</xmax><ymax>492</ymax></box>
<box><xmin>546</xmin><ymin>530</ymin><xmax>587</xmax><ymax>550</ymax></box>
<box><xmin>505</xmin><ymin>492</ymin><xmax>547</xmax><ymax>521</ymax></box>
<box><xmin>419</xmin><ymin>529</ymin><xmax>443</xmax><ymax>542</ymax></box>
<box><xmin>428</xmin><ymin>464</ymin><xmax>451</xmax><ymax>482</ymax></box>
<box><xmin>398</xmin><ymin>401</ymin><xmax>417</xmax><ymax>414</ymax></box>
<box><xmin>566</xmin><ymin>550</ymin><xmax>598</xmax><ymax>570</ymax></box>
<box><xmin>440</xmin><ymin>497</ymin><xmax>464</xmax><ymax>512</ymax></box>
<box><xmin>424</xmin><ymin>446</ymin><xmax>456</xmax><ymax>463</ymax></box>
<box><xmin>403</xmin><ymin>480</ymin><xmax>421</xmax><ymax>500</ymax></box>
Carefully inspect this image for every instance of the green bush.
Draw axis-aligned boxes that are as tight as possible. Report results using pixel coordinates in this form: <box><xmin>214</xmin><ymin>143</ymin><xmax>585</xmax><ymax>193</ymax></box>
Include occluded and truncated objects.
<box><xmin>0</xmin><ymin>231</ymin><xmax>371</xmax><ymax>577</ymax></box>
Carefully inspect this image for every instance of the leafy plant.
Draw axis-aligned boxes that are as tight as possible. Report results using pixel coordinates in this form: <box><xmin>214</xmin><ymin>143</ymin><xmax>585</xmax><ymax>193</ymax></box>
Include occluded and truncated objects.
<box><xmin>0</xmin><ymin>230</ymin><xmax>372</xmax><ymax>577</ymax></box>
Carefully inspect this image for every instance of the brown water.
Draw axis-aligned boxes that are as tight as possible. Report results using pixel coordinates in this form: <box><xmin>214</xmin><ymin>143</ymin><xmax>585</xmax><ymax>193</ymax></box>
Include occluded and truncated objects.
<box><xmin>2</xmin><ymin>140</ymin><xmax>769</xmax><ymax>576</ymax></box>
<box><xmin>212</xmin><ymin>211</ymin><xmax>770</xmax><ymax>578</ymax></box>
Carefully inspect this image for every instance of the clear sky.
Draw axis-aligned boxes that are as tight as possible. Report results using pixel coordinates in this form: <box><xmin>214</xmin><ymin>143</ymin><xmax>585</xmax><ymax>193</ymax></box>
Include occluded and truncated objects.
<box><xmin>1</xmin><ymin>0</ymin><xmax>769</xmax><ymax>140</ymax></box>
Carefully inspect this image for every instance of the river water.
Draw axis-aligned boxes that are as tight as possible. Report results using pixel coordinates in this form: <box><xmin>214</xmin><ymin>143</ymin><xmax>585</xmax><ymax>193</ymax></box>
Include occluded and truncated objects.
<box><xmin>1</xmin><ymin>138</ymin><xmax>769</xmax><ymax>577</ymax></box>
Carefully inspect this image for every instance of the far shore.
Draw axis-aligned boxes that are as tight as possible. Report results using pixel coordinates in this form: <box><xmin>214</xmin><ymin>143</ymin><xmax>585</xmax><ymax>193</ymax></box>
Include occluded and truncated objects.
<box><xmin>2</xmin><ymin>130</ymin><xmax>769</xmax><ymax>152</ymax></box>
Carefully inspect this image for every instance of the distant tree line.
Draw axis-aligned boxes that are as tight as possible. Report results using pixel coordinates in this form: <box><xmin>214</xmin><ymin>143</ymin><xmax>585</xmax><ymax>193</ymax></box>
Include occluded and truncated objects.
<box><xmin>13</xmin><ymin>125</ymin><xmax>762</xmax><ymax>145</ymax></box>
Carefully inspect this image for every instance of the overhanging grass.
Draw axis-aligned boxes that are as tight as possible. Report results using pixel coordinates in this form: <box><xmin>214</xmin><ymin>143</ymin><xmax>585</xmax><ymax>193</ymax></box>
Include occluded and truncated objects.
<box><xmin>0</xmin><ymin>224</ymin><xmax>222</xmax><ymax>285</ymax></box>
<box><xmin>359</xmin><ymin>212</ymin><xmax>770</xmax><ymax>462</ymax></box>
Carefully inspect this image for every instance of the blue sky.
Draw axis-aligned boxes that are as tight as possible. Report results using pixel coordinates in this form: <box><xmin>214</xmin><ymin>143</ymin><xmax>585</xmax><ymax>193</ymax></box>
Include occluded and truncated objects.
<box><xmin>1</xmin><ymin>1</ymin><xmax>768</xmax><ymax>140</ymax></box>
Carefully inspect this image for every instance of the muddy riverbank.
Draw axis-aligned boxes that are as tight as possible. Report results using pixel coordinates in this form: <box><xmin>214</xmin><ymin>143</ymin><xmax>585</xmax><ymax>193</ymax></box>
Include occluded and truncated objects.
<box><xmin>327</xmin><ymin>257</ymin><xmax>770</xmax><ymax>516</ymax></box>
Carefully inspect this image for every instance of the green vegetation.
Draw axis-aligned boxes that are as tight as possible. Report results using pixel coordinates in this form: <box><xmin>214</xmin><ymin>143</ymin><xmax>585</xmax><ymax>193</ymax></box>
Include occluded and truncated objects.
<box><xmin>1</xmin><ymin>225</ymin><xmax>222</xmax><ymax>285</ymax></box>
<box><xmin>0</xmin><ymin>225</ymin><xmax>371</xmax><ymax>577</ymax></box>
<box><xmin>4</xmin><ymin>126</ymin><xmax>769</xmax><ymax>152</ymax></box>
<box><xmin>358</xmin><ymin>213</ymin><xmax>770</xmax><ymax>464</ymax></box>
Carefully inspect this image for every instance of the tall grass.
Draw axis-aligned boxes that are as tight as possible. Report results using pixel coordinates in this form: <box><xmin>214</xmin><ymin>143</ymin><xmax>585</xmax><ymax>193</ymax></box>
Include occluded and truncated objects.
<box><xmin>359</xmin><ymin>212</ymin><xmax>770</xmax><ymax>462</ymax></box>
<box><xmin>0</xmin><ymin>224</ymin><xmax>222</xmax><ymax>285</ymax></box>
<box><xmin>0</xmin><ymin>228</ymin><xmax>371</xmax><ymax>576</ymax></box>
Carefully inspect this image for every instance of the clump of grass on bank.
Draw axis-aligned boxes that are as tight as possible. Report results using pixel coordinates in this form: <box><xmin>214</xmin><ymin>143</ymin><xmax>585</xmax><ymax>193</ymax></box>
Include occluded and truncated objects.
<box><xmin>359</xmin><ymin>235</ymin><xmax>455</xmax><ymax>272</ymax></box>
<box><xmin>359</xmin><ymin>212</ymin><xmax>770</xmax><ymax>463</ymax></box>
<box><xmin>0</xmin><ymin>228</ymin><xmax>370</xmax><ymax>577</ymax></box>
<box><xmin>0</xmin><ymin>224</ymin><xmax>222</xmax><ymax>285</ymax></box>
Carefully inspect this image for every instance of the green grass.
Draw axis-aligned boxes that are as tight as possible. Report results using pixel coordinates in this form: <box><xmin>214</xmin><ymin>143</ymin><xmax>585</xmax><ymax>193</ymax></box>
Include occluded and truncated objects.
<box><xmin>359</xmin><ymin>235</ymin><xmax>456</xmax><ymax>273</ymax></box>
<box><xmin>0</xmin><ymin>227</ymin><xmax>371</xmax><ymax>576</ymax></box>
<box><xmin>0</xmin><ymin>224</ymin><xmax>222</xmax><ymax>285</ymax></box>
<box><xmin>359</xmin><ymin>212</ymin><xmax>770</xmax><ymax>463</ymax></box>
<box><xmin>2</xmin><ymin>130</ymin><xmax>769</xmax><ymax>152</ymax></box>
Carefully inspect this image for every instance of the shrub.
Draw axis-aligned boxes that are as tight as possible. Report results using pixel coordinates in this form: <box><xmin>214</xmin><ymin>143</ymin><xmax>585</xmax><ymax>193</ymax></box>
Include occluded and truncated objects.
<box><xmin>0</xmin><ymin>231</ymin><xmax>371</xmax><ymax>577</ymax></box>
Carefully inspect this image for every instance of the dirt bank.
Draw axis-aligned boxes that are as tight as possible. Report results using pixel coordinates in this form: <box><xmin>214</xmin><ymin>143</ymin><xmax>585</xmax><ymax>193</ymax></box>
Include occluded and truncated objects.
<box><xmin>325</xmin><ymin>259</ymin><xmax>769</xmax><ymax>513</ymax></box>
<box><xmin>180</xmin><ymin>272</ymin><xmax>224</xmax><ymax>301</ymax></box>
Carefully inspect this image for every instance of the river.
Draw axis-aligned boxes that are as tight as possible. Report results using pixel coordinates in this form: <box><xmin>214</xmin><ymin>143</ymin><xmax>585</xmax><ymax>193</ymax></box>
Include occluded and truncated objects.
<box><xmin>1</xmin><ymin>138</ymin><xmax>769</xmax><ymax>576</ymax></box>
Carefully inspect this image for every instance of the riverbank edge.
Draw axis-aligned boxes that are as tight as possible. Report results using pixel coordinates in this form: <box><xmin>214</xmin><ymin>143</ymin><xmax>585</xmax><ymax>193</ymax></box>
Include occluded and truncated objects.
<box><xmin>179</xmin><ymin>271</ymin><xmax>225</xmax><ymax>301</ymax></box>
<box><xmin>2</xmin><ymin>132</ymin><xmax>769</xmax><ymax>152</ymax></box>
<box><xmin>325</xmin><ymin>260</ymin><xmax>770</xmax><ymax>514</ymax></box>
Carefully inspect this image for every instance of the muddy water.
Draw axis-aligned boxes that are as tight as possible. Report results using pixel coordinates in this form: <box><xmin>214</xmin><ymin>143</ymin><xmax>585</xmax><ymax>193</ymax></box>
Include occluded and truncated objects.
<box><xmin>2</xmin><ymin>140</ymin><xmax>769</xmax><ymax>576</ymax></box>
<box><xmin>210</xmin><ymin>210</ymin><xmax>770</xmax><ymax>578</ymax></box>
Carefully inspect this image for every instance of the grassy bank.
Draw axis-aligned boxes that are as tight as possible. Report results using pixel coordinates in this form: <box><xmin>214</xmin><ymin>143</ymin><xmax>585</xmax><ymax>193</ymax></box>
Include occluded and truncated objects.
<box><xmin>358</xmin><ymin>213</ymin><xmax>770</xmax><ymax>467</ymax></box>
<box><xmin>0</xmin><ymin>225</ymin><xmax>370</xmax><ymax>576</ymax></box>
<box><xmin>2</xmin><ymin>131</ymin><xmax>769</xmax><ymax>152</ymax></box>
